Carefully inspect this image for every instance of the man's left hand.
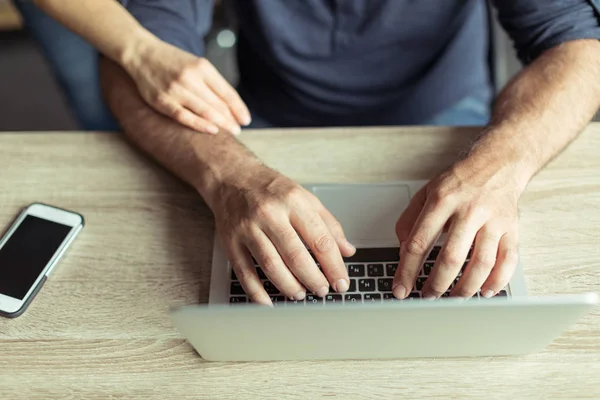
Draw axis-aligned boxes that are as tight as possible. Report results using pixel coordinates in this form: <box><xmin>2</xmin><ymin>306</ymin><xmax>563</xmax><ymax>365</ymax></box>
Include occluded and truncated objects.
<box><xmin>392</xmin><ymin>155</ymin><xmax>525</xmax><ymax>299</ymax></box>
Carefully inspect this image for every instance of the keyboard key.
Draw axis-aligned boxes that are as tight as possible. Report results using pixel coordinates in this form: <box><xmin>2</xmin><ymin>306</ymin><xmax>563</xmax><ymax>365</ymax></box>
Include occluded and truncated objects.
<box><xmin>345</xmin><ymin>294</ymin><xmax>362</xmax><ymax>303</ymax></box>
<box><xmin>441</xmin><ymin>292</ymin><xmax>450</xmax><ymax>297</ymax></box>
<box><xmin>367</xmin><ymin>264</ymin><xmax>384</xmax><ymax>276</ymax></box>
<box><xmin>377</xmin><ymin>278</ymin><xmax>393</xmax><ymax>292</ymax></box>
<box><xmin>416</xmin><ymin>277</ymin><xmax>426</xmax><ymax>291</ymax></box>
<box><xmin>348</xmin><ymin>279</ymin><xmax>357</xmax><ymax>292</ymax></box>
<box><xmin>423</xmin><ymin>262</ymin><xmax>434</xmax><ymax>276</ymax></box>
<box><xmin>229</xmin><ymin>296</ymin><xmax>247</xmax><ymax>304</ymax></box>
<box><xmin>230</xmin><ymin>281</ymin><xmax>245</xmax><ymax>295</ymax></box>
<box><xmin>358</xmin><ymin>279</ymin><xmax>376</xmax><ymax>292</ymax></box>
<box><xmin>386</xmin><ymin>263</ymin><xmax>398</xmax><ymax>276</ymax></box>
<box><xmin>325</xmin><ymin>294</ymin><xmax>343</xmax><ymax>303</ymax></box>
<box><xmin>408</xmin><ymin>291</ymin><xmax>421</xmax><ymax>299</ymax></box>
<box><xmin>364</xmin><ymin>293</ymin><xmax>382</xmax><ymax>302</ymax></box>
<box><xmin>256</xmin><ymin>267</ymin><xmax>267</xmax><ymax>280</ymax></box>
<box><xmin>348</xmin><ymin>264</ymin><xmax>365</xmax><ymax>277</ymax></box>
<box><xmin>497</xmin><ymin>290</ymin><xmax>508</xmax><ymax>297</ymax></box>
<box><xmin>263</xmin><ymin>281</ymin><xmax>280</xmax><ymax>295</ymax></box>
<box><xmin>306</xmin><ymin>295</ymin><xmax>323</xmax><ymax>304</ymax></box>
<box><xmin>270</xmin><ymin>296</ymin><xmax>285</xmax><ymax>306</ymax></box>
<box><xmin>287</xmin><ymin>299</ymin><xmax>305</xmax><ymax>306</ymax></box>
<box><xmin>427</xmin><ymin>247</ymin><xmax>441</xmax><ymax>261</ymax></box>
<box><xmin>383</xmin><ymin>293</ymin><xmax>398</xmax><ymax>301</ymax></box>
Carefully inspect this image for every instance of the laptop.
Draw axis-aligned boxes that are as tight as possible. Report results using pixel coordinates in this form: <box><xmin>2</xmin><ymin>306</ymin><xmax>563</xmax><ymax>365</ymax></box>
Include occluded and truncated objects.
<box><xmin>170</xmin><ymin>181</ymin><xmax>599</xmax><ymax>361</ymax></box>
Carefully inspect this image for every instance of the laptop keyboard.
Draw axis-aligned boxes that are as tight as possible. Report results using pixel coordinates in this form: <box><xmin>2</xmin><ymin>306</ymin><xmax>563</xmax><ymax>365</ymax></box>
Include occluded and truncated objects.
<box><xmin>229</xmin><ymin>246</ymin><xmax>509</xmax><ymax>306</ymax></box>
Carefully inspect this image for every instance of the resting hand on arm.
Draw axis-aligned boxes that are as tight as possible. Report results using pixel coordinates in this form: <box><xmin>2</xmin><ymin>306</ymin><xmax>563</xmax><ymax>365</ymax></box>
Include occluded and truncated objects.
<box><xmin>100</xmin><ymin>59</ymin><xmax>355</xmax><ymax>305</ymax></box>
<box><xmin>393</xmin><ymin>39</ymin><xmax>600</xmax><ymax>300</ymax></box>
<box><xmin>33</xmin><ymin>0</ymin><xmax>250</xmax><ymax>134</ymax></box>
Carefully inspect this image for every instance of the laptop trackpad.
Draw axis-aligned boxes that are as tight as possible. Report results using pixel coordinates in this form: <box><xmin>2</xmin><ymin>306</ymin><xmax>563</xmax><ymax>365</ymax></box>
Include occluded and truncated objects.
<box><xmin>312</xmin><ymin>184</ymin><xmax>411</xmax><ymax>244</ymax></box>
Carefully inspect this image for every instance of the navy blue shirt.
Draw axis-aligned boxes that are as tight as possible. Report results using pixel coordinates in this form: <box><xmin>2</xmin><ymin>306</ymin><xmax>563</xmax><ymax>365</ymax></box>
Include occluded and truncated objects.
<box><xmin>121</xmin><ymin>0</ymin><xmax>600</xmax><ymax>127</ymax></box>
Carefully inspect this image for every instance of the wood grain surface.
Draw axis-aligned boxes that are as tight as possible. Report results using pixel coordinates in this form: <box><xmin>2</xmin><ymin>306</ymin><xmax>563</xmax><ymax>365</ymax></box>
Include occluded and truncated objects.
<box><xmin>0</xmin><ymin>126</ymin><xmax>599</xmax><ymax>399</ymax></box>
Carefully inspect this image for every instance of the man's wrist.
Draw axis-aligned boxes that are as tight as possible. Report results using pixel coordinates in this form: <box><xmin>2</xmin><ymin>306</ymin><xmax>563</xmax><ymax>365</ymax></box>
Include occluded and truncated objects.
<box><xmin>190</xmin><ymin>136</ymin><xmax>265</xmax><ymax>211</ymax></box>
<box><xmin>460</xmin><ymin>125</ymin><xmax>540</xmax><ymax>194</ymax></box>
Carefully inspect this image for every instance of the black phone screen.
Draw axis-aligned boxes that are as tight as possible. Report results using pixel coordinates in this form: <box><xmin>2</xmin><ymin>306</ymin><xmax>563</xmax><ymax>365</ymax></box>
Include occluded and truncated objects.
<box><xmin>0</xmin><ymin>215</ymin><xmax>72</xmax><ymax>300</ymax></box>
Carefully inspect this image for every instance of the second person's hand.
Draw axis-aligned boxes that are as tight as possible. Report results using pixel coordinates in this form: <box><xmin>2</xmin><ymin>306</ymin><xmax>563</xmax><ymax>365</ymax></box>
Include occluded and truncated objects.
<box><xmin>123</xmin><ymin>38</ymin><xmax>251</xmax><ymax>135</ymax></box>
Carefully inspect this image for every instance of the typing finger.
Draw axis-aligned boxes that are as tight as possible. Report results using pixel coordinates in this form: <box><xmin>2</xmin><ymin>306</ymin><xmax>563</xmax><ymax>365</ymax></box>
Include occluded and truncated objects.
<box><xmin>247</xmin><ymin>226</ymin><xmax>308</xmax><ymax>300</ymax></box>
<box><xmin>316</xmin><ymin>204</ymin><xmax>356</xmax><ymax>257</ymax></box>
<box><xmin>227</xmin><ymin>239</ymin><xmax>272</xmax><ymax>305</ymax></box>
<box><xmin>451</xmin><ymin>226</ymin><xmax>501</xmax><ymax>298</ymax></box>
<box><xmin>290</xmin><ymin>209</ymin><xmax>349</xmax><ymax>294</ymax></box>
<box><xmin>423</xmin><ymin>217</ymin><xmax>479</xmax><ymax>299</ymax></box>
<box><xmin>393</xmin><ymin>201</ymin><xmax>451</xmax><ymax>299</ymax></box>
<box><xmin>480</xmin><ymin>231</ymin><xmax>519</xmax><ymax>297</ymax></box>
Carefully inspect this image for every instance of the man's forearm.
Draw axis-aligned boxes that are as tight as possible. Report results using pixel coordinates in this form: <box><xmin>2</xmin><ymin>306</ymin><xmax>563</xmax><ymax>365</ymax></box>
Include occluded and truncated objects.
<box><xmin>99</xmin><ymin>58</ymin><xmax>260</xmax><ymax>208</ymax></box>
<box><xmin>467</xmin><ymin>39</ymin><xmax>600</xmax><ymax>190</ymax></box>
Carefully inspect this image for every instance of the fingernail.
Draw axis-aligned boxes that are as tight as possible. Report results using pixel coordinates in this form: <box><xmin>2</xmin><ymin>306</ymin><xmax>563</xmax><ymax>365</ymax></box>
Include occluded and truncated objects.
<box><xmin>231</xmin><ymin>125</ymin><xmax>241</xmax><ymax>135</ymax></box>
<box><xmin>316</xmin><ymin>286</ymin><xmax>329</xmax><ymax>297</ymax></box>
<box><xmin>423</xmin><ymin>293</ymin><xmax>436</xmax><ymax>300</ymax></box>
<box><xmin>207</xmin><ymin>125</ymin><xmax>219</xmax><ymax>134</ymax></box>
<box><xmin>241</xmin><ymin>115</ymin><xmax>252</xmax><ymax>126</ymax></box>
<box><xmin>334</xmin><ymin>279</ymin><xmax>349</xmax><ymax>293</ymax></box>
<box><xmin>293</xmin><ymin>290</ymin><xmax>306</xmax><ymax>301</ymax></box>
<box><xmin>392</xmin><ymin>283</ymin><xmax>407</xmax><ymax>299</ymax></box>
<box><xmin>482</xmin><ymin>289</ymin><xmax>494</xmax><ymax>298</ymax></box>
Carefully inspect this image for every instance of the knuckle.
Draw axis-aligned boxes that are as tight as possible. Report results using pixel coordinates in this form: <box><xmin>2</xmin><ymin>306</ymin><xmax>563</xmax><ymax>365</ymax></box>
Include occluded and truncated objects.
<box><xmin>196</xmin><ymin>57</ymin><xmax>209</xmax><ymax>69</ymax></box>
<box><xmin>253</xmin><ymin>202</ymin><xmax>278</xmax><ymax>221</ymax></box>
<box><xmin>178</xmin><ymin>64</ymin><xmax>198</xmax><ymax>82</ymax></box>
<box><xmin>259</xmin><ymin>256</ymin><xmax>279</xmax><ymax>274</ymax></box>
<box><xmin>472</xmin><ymin>253</ymin><xmax>496</xmax><ymax>270</ymax></box>
<box><xmin>429</xmin><ymin>188</ymin><xmax>454</xmax><ymax>209</ymax></box>
<box><xmin>438</xmin><ymin>250</ymin><xmax>463</xmax><ymax>267</ymax></box>
<box><xmin>465</xmin><ymin>201</ymin><xmax>489</xmax><ymax>219</ymax></box>
<box><xmin>285</xmin><ymin>246</ymin><xmax>310</xmax><ymax>267</ymax></box>
<box><xmin>172</xmin><ymin>108</ymin><xmax>187</xmax><ymax>121</ymax></box>
<box><xmin>405</xmin><ymin>237</ymin><xmax>429</xmax><ymax>256</ymax></box>
<box><xmin>166</xmin><ymin>80</ymin><xmax>180</xmax><ymax>95</ymax></box>
<box><xmin>283</xmin><ymin>185</ymin><xmax>306</xmax><ymax>205</ymax></box>
<box><xmin>154</xmin><ymin>92</ymin><xmax>170</xmax><ymax>108</ymax></box>
<box><xmin>313</xmin><ymin>234</ymin><xmax>334</xmax><ymax>254</ymax></box>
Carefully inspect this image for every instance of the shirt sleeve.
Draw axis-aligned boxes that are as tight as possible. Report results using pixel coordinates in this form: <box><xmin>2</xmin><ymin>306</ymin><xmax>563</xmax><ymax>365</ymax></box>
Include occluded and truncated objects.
<box><xmin>491</xmin><ymin>0</ymin><xmax>600</xmax><ymax>64</ymax></box>
<box><xmin>120</xmin><ymin>0</ymin><xmax>214</xmax><ymax>56</ymax></box>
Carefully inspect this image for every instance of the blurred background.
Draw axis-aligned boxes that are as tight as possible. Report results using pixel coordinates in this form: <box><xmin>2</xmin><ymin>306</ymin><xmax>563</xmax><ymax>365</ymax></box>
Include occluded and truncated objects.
<box><xmin>0</xmin><ymin>0</ymin><xmax>596</xmax><ymax>131</ymax></box>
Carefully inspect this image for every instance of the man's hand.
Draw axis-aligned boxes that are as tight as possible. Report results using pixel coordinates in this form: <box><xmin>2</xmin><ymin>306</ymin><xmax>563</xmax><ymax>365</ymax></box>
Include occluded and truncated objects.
<box><xmin>209</xmin><ymin>163</ymin><xmax>356</xmax><ymax>305</ymax></box>
<box><xmin>393</xmin><ymin>155</ymin><xmax>523</xmax><ymax>300</ymax></box>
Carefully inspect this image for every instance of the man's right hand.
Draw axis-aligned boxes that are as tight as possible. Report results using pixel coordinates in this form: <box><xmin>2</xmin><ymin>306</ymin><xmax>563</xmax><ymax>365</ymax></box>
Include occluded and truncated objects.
<box><xmin>123</xmin><ymin>38</ymin><xmax>251</xmax><ymax>135</ymax></box>
<box><xmin>208</xmin><ymin>164</ymin><xmax>356</xmax><ymax>306</ymax></box>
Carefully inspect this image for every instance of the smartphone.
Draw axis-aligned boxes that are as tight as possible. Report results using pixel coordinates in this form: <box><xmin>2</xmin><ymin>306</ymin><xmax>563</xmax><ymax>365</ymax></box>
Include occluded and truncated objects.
<box><xmin>0</xmin><ymin>203</ymin><xmax>84</xmax><ymax>318</ymax></box>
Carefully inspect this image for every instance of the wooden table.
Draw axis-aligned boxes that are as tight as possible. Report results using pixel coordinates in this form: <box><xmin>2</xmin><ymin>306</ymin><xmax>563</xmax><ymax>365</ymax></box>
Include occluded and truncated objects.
<box><xmin>0</xmin><ymin>126</ymin><xmax>599</xmax><ymax>399</ymax></box>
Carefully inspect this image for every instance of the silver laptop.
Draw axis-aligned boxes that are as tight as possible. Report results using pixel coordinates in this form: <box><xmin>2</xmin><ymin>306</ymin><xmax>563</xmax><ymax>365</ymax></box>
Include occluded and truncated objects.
<box><xmin>171</xmin><ymin>181</ymin><xmax>599</xmax><ymax>361</ymax></box>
